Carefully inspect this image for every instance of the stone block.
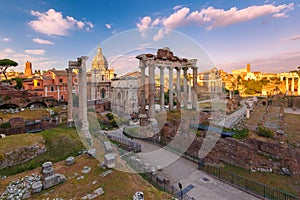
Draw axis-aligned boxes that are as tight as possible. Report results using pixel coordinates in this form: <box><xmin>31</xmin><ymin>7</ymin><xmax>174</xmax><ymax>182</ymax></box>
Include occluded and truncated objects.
<box><xmin>65</xmin><ymin>156</ymin><xmax>75</xmax><ymax>166</ymax></box>
<box><xmin>31</xmin><ymin>181</ymin><xmax>43</xmax><ymax>194</ymax></box>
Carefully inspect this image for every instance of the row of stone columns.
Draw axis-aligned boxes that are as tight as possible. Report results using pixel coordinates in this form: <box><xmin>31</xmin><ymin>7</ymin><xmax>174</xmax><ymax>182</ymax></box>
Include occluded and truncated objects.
<box><xmin>285</xmin><ymin>77</ymin><xmax>300</xmax><ymax>96</ymax></box>
<box><xmin>139</xmin><ymin>59</ymin><xmax>198</xmax><ymax>119</ymax></box>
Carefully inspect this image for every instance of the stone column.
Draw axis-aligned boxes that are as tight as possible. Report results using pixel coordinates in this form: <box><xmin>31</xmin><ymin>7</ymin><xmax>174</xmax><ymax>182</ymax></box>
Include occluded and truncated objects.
<box><xmin>168</xmin><ymin>66</ymin><xmax>174</xmax><ymax>110</ymax></box>
<box><xmin>91</xmin><ymin>70</ymin><xmax>96</xmax><ymax>100</ymax></box>
<box><xmin>159</xmin><ymin>66</ymin><xmax>165</xmax><ymax>111</ymax></box>
<box><xmin>176</xmin><ymin>67</ymin><xmax>181</xmax><ymax>106</ymax></box>
<box><xmin>78</xmin><ymin>56</ymin><xmax>89</xmax><ymax>133</ymax></box>
<box><xmin>192</xmin><ymin>67</ymin><xmax>198</xmax><ymax>109</ymax></box>
<box><xmin>246</xmin><ymin>108</ymin><xmax>250</xmax><ymax>119</ymax></box>
<box><xmin>183</xmin><ymin>67</ymin><xmax>188</xmax><ymax>107</ymax></box>
<box><xmin>58</xmin><ymin>86</ymin><xmax>60</xmax><ymax>101</ymax></box>
<box><xmin>292</xmin><ymin>77</ymin><xmax>295</xmax><ymax>96</ymax></box>
<box><xmin>286</xmin><ymin>77</ymin><xmax>289</xmax><ymax>95</ymax></box>
<box><xmin>45</xmin><ymin>86</ymin><xmax>47</xmax><ymax>97</ymax></box>
<box><xmin>148</xmin><ymin>62</ymin><xmax>155</xmax><ymax>118</ymax></box>
<box><xmin>66</xmin><ymin>68</ymin><xmax>73</xmax><ymax>127</ymax></box>
<box><xmin>139</xmin><ymin>61</ymin><xmax>146</xmax><ymax>114</ymax></box>
<box><xmin>78</xmin><ymin>68</ymin><xmax>83</xmax><ymax>123</ymax></box>
<box><xmin>298</xmin><ymin>77</ymin><xmax>300</xmax><ymax>96</ymax></box>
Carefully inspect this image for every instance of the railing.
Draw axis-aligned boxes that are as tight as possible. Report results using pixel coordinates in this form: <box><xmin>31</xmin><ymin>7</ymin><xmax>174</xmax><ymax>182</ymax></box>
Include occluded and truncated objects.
<box><xmin>122</xmin><ymin>153</ymin><xmax>195</xmax><ymax>200</ymax></box>
<box><xmin>203</xmin><ymin>165</ymin><xmax>300</xmax><ymax>200</ymax></box>
<box><xmin>106</xmin><ymin>134</ymin><xmax>141</xmax><ymax>153</ymax></box>
<box><xmin>122</xmin><ymin>130</ymin><xmax>300</xmax><ymax>200</ymax></box>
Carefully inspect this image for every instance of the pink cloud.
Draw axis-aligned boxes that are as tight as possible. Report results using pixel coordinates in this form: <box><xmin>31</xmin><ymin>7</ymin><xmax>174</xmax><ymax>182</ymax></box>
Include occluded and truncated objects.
<box><xmin>136</xmin><ymin>16</ymin><xmax>152</xmax><ymax>37</ymax></box>
<box><xmin>137</xmin><ymin>3</ymin><xmax>294</xmax><ymax>40</ymax></box>
<box><xmin>29</xmin><ymin>9</ymin><xmax>93</xmax><ymax>36</ymax></box>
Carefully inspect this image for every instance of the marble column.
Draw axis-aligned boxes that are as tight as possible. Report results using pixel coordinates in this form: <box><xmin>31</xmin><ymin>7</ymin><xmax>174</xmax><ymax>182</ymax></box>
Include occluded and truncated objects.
<box><xmin>148</xmin><ymin>63</ymin><xmax>155</xmax><ymax>118</ymax></box>
<box><xmin>183</xmin><ymin>67</ymin><xmax>188</xmax><ymax>107</ymax></box>
<box><xmin>159</xmin><ymin>66</ymin><xmax>165</xmax><ymax>110</ymax></box>
<box><xmin>298</xmin><ymin>78</ymin><xmax>300</xmax><ymax>96</ymax></box>
<box><xmin>176</xmin><ymin>67</ymin><xmax>181</xmax><ymax>106</ymax></box>
<box><xmin>286</xmin><ymin>77</ymin><xmax>289</xmax><ymax>95</ymax></box>
<box><xmin>292</xmin><ymin>77</ymin><xmax>295</xmax><ymax>96</ymax></box>
<box><xmin>78</xmin><ymin>56</ymin><xmax>89</xmax><ymax>133</ymax></box>
<box><xmin>139</xmin><ymin>61</ymin><xmax>146</xmax><ymax>114</ymax></box>
<box><xmin>66</xmin><ymin>68</ymin><xmax>73</xmax><ymax>127</ymax></box>
<box><xmin>45</xmin><ymin>86</ymin><xmax>48</xmax><ymax>97</ymax></box>
<box><xmin>192</xmin><ymin>67</ymin><xmax>198</xmax><ymax>109</ymax></box>
<box><xmin>168</xmin><ymin>66</ymin><xmax>174</xmax><ymax>110</ymax></box>
<box><xmin>78</xmin><ymin>68</ymin><xmax>83</xmax><ymax>122</ymax></box>
<box><xmin>91</xmin><ymin>69</ymin><xmax>96</xmax><ymax>100</ymax></box>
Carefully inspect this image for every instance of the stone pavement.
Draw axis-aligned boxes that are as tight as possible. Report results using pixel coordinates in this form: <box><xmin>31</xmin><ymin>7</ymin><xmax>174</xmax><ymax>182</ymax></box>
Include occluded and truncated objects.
<box><xmin>135</xmin><ymin>140</ymin><xmax>260</xmax><ymax>200</ymax></box>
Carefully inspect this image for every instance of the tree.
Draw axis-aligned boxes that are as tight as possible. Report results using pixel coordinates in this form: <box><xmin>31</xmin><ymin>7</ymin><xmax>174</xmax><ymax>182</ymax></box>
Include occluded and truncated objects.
<box><xmin>14</xmin><ymin>78</ymin><xmax>23</xmax><ymax>90</ymax></box>
<box><xmin>0</xmin><ymin>59</ymin><xmax>18</xmax><ymax>85</ymax></box>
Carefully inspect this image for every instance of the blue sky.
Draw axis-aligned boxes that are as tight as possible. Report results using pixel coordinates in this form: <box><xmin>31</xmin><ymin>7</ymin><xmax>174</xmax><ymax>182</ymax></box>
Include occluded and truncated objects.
<box><xmin>0</xmin><ymin>0</ymin><xmax>300</xmax><ymax>74</ymax></box>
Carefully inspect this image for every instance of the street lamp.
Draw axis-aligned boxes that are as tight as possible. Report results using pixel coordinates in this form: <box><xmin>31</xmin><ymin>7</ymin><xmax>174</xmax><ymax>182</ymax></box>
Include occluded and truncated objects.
<box><xmin>178</xmin><ymin>182</ymin><xmax>183</xmax><ymax>200</ymax></box>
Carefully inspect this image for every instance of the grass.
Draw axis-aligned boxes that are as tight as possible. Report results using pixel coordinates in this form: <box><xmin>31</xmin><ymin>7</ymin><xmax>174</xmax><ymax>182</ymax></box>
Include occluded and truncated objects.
<box><xmin>0</xmin><ymin>155</ymin><xmax>172</xmax><ymax>199</ymax></box>
<box><xmin>0</xmin><ymin>134</ymin><xmax>44</xmax><ymax>155</ymax></box>
<box><xmin>0</xmin><ymin>124</ymin><xmax>84</xmax><ymax>176</ymax></box>
<box><xmin>283</xmin><ymin>113</ymin><xmax>300</xmax><ymax>144</ymax></box>
<box><xmin>223</xmin><ymin>163</ymin><xmax>300</xmax><ymax>196</ymax></box>
<box><xmin>0</xmin><ymin>108</ymin><xmax>50</xmax><ymax>122</ymax></box>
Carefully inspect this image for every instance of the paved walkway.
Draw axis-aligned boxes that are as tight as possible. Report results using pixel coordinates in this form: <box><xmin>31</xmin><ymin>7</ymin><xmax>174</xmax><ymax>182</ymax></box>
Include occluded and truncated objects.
<box><xmin>106</xmin><ymin>121</ymin><xmax>259</xmax><ymax>199</ymax></box>
<box><xmin>136</xmin><ymin>140</ymin><xmax>259</xmax><ymax>200</ymax></box>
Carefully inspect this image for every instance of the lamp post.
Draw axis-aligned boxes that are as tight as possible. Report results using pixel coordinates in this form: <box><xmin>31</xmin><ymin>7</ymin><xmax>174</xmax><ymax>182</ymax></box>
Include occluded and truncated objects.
<box><xmin>178</xmin><ymin>182</ymin><xmax>183</xmax><ymax>200</ymax></box>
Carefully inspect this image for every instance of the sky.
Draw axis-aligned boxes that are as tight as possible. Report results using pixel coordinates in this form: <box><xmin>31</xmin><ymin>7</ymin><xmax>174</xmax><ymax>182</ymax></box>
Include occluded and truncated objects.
<box><xmin>0</xmin><ymin>0</ymin><xmax>300</xmax><ymax>74</ymax></box>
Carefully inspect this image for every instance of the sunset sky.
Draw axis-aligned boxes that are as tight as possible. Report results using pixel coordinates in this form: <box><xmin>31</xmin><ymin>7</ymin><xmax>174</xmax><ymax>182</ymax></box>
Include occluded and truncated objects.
<box><xmin>0</xmin><ymin>0</ymin><xmax>300</xmax><ymax>74</ymax></box>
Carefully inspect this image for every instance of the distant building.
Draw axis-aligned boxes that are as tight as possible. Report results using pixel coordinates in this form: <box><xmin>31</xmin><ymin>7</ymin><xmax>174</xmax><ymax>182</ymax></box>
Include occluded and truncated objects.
<box><xmin>25</xmin><ymin>61</ymin><xmax>33</xmax><ymax>77</ymax></box>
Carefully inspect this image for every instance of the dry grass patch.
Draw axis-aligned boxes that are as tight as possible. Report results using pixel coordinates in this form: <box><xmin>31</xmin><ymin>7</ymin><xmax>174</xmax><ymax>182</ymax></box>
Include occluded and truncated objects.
<box><xmin>0</xmin><ymin>133</ymin><xmax>44</xmax><ymax>155</ymax></box>
<box><xmin>0</xmin><ymin>155</ymin><xmax>172</xmax><ymax>199</ymax></box>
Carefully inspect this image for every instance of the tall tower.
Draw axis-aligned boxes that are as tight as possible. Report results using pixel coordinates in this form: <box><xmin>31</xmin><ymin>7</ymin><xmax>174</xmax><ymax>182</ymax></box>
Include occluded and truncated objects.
<box><xmin>246</xmin><ymin>63</ymin><xmax>251</xmax><ymax>72</ymax></box>
<box><xmin>25</xmin><ymin>61</ymin><xmax>33</xmax><ymax>77</ymax></box>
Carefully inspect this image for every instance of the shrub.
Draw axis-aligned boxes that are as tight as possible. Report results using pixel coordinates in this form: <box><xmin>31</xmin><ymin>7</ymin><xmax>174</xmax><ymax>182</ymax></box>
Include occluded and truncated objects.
<box><xmin>106</xmin><ymin>113</ymin><xmax>114</xmax><ymax>121</ymax></box>
<box><xmin>257</xmin><ymin>126</ymin><xmax>274</xmax><ymax>138</ymax></box>
<box><xmin>0</xmin><ymin>122</ymin><xmax>11</xmax><ymax>129</ymax></box>
<box><xmin>0</xmin><ymin>153</ymin><xmax>4</xmax><ymax>162</ymax></box>
<box><xmin>232</xmin><ymin>128</ymin><xmax>249</xmax><ymax>139</ymax></box>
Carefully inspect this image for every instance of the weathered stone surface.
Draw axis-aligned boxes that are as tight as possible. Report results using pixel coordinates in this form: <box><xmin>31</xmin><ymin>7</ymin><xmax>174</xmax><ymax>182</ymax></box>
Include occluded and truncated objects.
<box><xmin>81</xmin><ymin>166</ymin><xmax>91</xmax><ymax>174</ymax></box>
<box><xmin>81</xmin><ymin>187</ymin><xmax>104</xmax><ymax>200</ymax></box>
<box><xmin>101</xmin><ymin>169</ymin><xmax>112</xmax><ymax>177</ymax></box>
<box><xmin>31</xmin><ymin>181</ymin><xmax>43</xmax><ymax>193</ymax></box>
<box><xmin>43</xmin><ymin>174</ymin><xmax>66</xmax><ymax>189</ymax></box>
<box><xmin>65</xmin><ymin>156</ymin><xmax>75</xmax><ymax>166</ymax></box>
<box><xmin>0</xmin><ymin>174</ymin><xmax>41</xmax><ymax>199</ymax></box>
<box><xmin>0</xmin><ymin>144</ymin><xmax>46</xmax><ymax>169</ymax></box>
<box><xmin>9</xmin><ymin>117</ymin><xmax>25</xmax><ymax>127</ymax></box>
<box><xmin>186</xmin><ymin>137</ymin><xmax>300</xmax><ymax>175</ymax></box>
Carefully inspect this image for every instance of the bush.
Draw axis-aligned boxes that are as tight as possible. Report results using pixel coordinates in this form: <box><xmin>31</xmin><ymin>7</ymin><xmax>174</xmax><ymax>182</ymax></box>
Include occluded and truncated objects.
<box><xmin>0</xmin><ymin>122</ymin><xmax>11</xmax><ymax>129</ymax></box>
<box><xmin>106</xmin><ymin>113</ymin><xmax>114</xmax><ymax>121</ymax></box>
<box><xmin>232</xmin><ymin>129</ymin><xmax>249</xmax><ymax>139</ymax></box>
<box><xmin>0</xmin><ymin>153</ymin><xmax>4</xmax><ymax>162</ymax></box>
<box><xmin>257</xmin><ymin>126</ymin><xmax>274</xmax><ymax>138</ymax></box>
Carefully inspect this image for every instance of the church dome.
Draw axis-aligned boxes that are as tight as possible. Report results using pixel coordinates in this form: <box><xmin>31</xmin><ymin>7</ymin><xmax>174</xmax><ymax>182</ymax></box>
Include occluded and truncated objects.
<box><xmin>92</xmin><ymin>46</ymin><xmax>108</xmax><ymax>71</ymax></box>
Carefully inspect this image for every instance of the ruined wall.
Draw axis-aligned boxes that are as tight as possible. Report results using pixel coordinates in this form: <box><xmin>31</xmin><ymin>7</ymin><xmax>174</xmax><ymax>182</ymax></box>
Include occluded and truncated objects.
<box><xmin>0</xmin><ymin>143</ymin><xmax>46</xmax><ymax>169</ymax></box>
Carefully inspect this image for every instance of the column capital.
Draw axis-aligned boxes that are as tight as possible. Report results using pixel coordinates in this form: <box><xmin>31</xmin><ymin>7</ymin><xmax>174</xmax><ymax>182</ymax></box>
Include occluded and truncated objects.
<box><xmin>138</xmin><ymin>60</ymin><xmax>147</xmax><ymax>69</ymax></box>
<box><xmin>167</xmin><ymin>66</ymin><xmax>174</xmax><ymax>70</ymax></box>
<box><xmin>182</xmin><ymin>66</ymin><xmax>188</xmax><ymax>71</ymax></box>
<box><xmin>158</xmin><ymin>65</ymin><xmax>165</xmax><ymax>70</ymax></box>
<box><xmin>65</xmin><ymin>68</ymin><xmax>72</xmax><ymax>72</ymax></box>
<box><xmin>175</xmin><ymin>66</ymin><xmax>181</xmax><ymax>71</ymax></box>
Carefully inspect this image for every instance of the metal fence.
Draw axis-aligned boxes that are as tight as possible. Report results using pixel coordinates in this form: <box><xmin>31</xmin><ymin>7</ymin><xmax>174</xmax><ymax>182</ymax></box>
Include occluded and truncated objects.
<box><xmin>106</xmin><ymin>134</ymin><xmax>141</xmax><ymax>152</ymax></box>
<box><xmin>203</xmin><ymin>165</ymin><xmax>300</xmax><ymax>200</ymax></box>
<box><xmin>120</xmin><ymin>135</ymin><xmax>299</xmax><ymax>200</ymax></box>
